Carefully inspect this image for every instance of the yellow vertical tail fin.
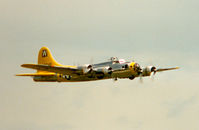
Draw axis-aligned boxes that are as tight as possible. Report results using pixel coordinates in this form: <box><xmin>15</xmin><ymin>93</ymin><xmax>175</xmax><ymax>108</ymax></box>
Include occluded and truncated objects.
<box><xmin>38</xmin><ymin>47</ymin><xmax>62</xmax><ymax>66</ymax></box>
<box><xmin>38</xmin><ymin>47</ymin><xmax>62</xmax><ymax>73</ymax></box>
<box><xmin>16</xmin><ymin>46</ymin><xmax>66</xmax><ymax>77</ymax></box>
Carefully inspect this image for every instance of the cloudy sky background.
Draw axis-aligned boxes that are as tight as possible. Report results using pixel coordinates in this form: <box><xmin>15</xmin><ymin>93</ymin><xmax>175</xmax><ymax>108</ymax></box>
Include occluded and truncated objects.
<box><xmin>0</xmin><ymin>0</ymin><xmax>199</xmax><ymax>129</ymax></box>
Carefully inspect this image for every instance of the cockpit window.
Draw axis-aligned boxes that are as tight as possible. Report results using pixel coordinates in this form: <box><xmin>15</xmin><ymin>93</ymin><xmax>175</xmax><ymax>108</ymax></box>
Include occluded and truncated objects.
<box><xmin>110</xmin><ymin>57</ymin><xmax>119</xmax><ymax>63</ymax></box>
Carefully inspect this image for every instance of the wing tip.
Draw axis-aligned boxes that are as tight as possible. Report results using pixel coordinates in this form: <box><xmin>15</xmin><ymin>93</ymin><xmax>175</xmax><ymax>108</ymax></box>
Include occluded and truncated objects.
<box><xmin>21</xmin><ymin>64</ymin><xmax>31</xmax><ymax>67</ymax></box>
<box><xmin>175</xmin><ymin>66</ymin><xmax>180</xmax><ymax>69</ymax></box>
<box><xmin>15</xmin><ymin>74</ymin><xmax>27</xmax><ymax>76</ymax></box>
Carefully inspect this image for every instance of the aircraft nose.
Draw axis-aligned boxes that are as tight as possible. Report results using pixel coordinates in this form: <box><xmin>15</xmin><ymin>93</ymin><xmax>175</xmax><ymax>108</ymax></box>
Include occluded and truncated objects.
<box><xmin>129</xmin><ymin>62</ymin><xmax>142</xmax><ymax>74</ymax></box>
<box><xmin>134</xmin><ymin>63</ymin><xmax>142</xmax><ymax>72</ymax></box>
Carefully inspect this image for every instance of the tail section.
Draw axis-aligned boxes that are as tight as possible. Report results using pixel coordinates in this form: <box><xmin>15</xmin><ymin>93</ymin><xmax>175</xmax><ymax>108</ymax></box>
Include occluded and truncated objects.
<box><xmin>16</xmin><ymin>47</ymin><xmax>62</xmax><ymax>80</ymax></box>
<box><xmin>37</xmin><ymin>47</ymin><xmax>62</xmax><ymax>73</ymax></box>
<box><xmin>38</xmin><ymin>47</ymin><xmax>62</xmax><ymax>66</ymax></box>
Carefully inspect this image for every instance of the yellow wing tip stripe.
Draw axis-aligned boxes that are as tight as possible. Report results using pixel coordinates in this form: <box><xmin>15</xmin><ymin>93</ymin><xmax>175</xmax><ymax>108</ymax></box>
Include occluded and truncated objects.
<box><xmin>175</xmin><ymin>67</ymin><xmax>180</xmax><ymax>69</ymax></box>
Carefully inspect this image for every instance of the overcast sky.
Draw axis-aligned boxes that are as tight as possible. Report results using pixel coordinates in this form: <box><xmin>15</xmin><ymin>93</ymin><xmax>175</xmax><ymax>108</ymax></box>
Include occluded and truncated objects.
<box><xmin>0</xmin><ymin>0</ymin><xmax>199</xmax><ymax>130</ymax></box>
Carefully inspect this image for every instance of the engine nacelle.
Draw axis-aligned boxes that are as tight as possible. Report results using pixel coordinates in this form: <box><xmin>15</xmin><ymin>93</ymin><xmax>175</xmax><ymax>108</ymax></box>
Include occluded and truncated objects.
<box><xmin>141</xmin><ymin>66</ymin><xmax>156</xmax><ymax>76</ymax></box>
<box><xmin>78</xmin><ymin>64</ymin><xmax>93</xmax><ymax>74</ymax></box>
<box><xmin>95</xmin><ymin>66</ymin><xmax>112</xmax><ymax>74</ymax></box>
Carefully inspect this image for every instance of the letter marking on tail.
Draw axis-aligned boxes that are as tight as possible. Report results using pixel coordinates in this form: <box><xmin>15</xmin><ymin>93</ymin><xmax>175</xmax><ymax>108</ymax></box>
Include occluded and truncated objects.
<box><xmin>42</xmin><ymin>50</ymin><xmax>47</xmax><ymax>57</ymax></box>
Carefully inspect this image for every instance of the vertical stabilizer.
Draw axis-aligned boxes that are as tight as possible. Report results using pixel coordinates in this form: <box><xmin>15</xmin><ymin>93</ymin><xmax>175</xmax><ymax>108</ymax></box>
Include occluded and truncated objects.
<box><xmin>38</xmin><ymin>47</ymin><xmax>62</xmax><ymax>66</ymax></box>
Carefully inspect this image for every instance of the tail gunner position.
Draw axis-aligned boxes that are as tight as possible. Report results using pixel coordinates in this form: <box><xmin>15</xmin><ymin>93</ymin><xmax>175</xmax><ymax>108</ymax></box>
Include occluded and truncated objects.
<box><xmin>16</xmin><ymin>47</ymin><xmax>179</xmax><ymax>82</ymax></box>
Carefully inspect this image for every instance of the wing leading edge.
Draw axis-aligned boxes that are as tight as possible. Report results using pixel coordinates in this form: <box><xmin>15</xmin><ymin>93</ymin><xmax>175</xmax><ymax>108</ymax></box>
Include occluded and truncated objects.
<box><xmin>20</xmin><ymin>64</ymin><xmax>78</xmax><ymax>75</ymax></box>
<box><xmin>156</xmin><ymin>67</ymin><xmax>180</xmax><ymax>72</ymax></box>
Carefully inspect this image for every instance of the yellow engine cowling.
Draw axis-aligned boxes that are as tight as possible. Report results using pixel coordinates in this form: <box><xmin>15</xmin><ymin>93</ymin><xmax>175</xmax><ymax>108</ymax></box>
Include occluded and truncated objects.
<box><xmin>129</xmin><ymin>62</ymin><xmax>142</xmax><ymax>75</ymax></box>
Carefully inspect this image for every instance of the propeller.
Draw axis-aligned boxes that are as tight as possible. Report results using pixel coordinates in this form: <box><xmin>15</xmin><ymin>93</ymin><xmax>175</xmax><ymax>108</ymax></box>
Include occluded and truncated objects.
<box><xmin>151</xmin><ymin>66</ymin><xmax>157</xmax><ymax>81</ymax></box>
<box><xmin>137</xmin><ymin>69</ymin><xmax>143</xmax><ymax>83</ymax></box>
<box><xmin>87</xmin><ymin>65</ymin><xmax>93</xmax><ymax>73</ymax></box>
<box><xmin>139</xmin><ymin>75</ymin><xmax>143</xmax><ymax>83</ymax></box>
<box><xmin>151</xmin><ymin>66</ymin><xmax>157</xmax><ymax>75</ymax></box>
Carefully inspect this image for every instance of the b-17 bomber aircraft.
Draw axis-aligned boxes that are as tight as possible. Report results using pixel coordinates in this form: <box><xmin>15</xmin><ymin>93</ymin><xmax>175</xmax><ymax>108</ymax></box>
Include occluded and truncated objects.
<box><xmin>16</xmin><ymin>47</ymin><xmax>179</xmax><ymax>82</ymax></box>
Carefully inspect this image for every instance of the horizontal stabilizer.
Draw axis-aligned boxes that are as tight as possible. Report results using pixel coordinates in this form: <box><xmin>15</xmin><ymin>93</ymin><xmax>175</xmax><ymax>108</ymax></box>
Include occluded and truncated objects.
<box><xmin>20</xmin><ymin>64</ymin><xmax>77</xmax><ymax>75</ymax></box>
<box><xmin>16</xmin><ymin>73</ymin><xmax>56</xmax><ymax>76</ymax></box>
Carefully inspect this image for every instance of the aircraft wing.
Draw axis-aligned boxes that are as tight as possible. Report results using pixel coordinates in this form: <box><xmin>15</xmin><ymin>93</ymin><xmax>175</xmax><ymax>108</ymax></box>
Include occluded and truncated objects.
<box><xmin>21</xmin><ymin>64</ymin><xmax>78</xmax><ymax>75</ymax></box>
<box><xmin>156</xmin><ymin>67</ymin><xmax>180</xmax><ymax>72</ymax></box>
